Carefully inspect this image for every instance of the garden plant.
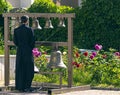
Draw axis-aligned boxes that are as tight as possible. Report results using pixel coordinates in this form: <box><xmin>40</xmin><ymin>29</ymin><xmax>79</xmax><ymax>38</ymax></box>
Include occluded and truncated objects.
<box><xmin>32</xmin><ymin>44</ymin><xmax>120</xmax><ymax>88</ymax></box>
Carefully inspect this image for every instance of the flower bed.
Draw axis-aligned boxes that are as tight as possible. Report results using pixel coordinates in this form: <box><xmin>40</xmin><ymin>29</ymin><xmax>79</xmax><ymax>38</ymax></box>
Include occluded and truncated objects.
<box><xmin>32</xmin><ymin>44</ymin><xmax>120</xmax><ymax>87</ymax></box>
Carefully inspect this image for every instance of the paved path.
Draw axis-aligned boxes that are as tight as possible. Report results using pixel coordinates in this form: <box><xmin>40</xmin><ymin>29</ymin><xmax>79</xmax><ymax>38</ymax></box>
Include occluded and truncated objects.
<box><xmin>1</xmin><ymin>90</ymin><xmax>120</xmax><ymax>95</ymax></box>
<box><xmin>1</xmin><ymin>81</ymin><xmax>120</xmax><ymax>95</ymax></box>
<box><xmin>56</xmin><ymin>90</ymin><xmax>120</xmax><ymax>95</ymax></box>
<box><xmin>0</xmin><ymin>91</ymin><xmax>47</xmax><ymax>95</ymax></box>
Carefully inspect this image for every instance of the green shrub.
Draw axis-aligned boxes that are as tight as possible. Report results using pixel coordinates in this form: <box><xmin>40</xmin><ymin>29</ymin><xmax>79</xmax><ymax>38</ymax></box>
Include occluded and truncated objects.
<box><xmin>57</xmin><ymin>5</ymin><xmax>74</xmax><ymax>13</ymax></box>
<box><xmin>73</xmin><ymin>0</ymin><xmax>120</xmax><ymax>50</ymax></box>
<box><xmin>28</xmin><ymin>0</ymin><xmax>57</xmax><ymax>13</ymax></box>
<box><xmin>0</xmin><ymin>0</ymin><xmax>12</xmax><ymax>14</ymax></box>
<box><xmin>0</xmin><ymin>0</ymin><xmax>12</xmax><ymax>54</ymax></box>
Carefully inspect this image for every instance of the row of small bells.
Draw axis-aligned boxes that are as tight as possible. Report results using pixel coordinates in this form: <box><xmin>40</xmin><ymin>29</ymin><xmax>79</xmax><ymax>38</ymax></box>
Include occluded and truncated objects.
<box><xmin>32</xmin><ymin>17</ymin><xmax>66</xmax><ymax>29</ymax></box>
<box><xmin>12</xmin><ymin>17</ymin><xmax>67</xmax><ymax>69</ymax></box>
<box><xmin>12</xmin><ymin>17</ymin><xmax>66</xmax><ymax>29</ymax></box>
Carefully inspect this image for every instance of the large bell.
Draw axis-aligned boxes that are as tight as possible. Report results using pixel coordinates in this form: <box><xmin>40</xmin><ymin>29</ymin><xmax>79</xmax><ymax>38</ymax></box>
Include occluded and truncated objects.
<box><xmin>44</xmin><ymin>18</ymin><xmax>53</xmax><ymax>29</ymax></box>
<box><xmin>32</xmin><ymin>17</ymin><xmax>42</xmax><ymax>30</ymax></box>
<box><xmin>47</xmin><ymin>50</ymin><xmax>67</xmax><ymax>68</ymax></box>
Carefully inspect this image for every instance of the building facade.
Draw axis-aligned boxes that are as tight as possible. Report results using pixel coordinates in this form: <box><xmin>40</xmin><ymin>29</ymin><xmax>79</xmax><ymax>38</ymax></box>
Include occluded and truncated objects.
<box><xmin>7</xmin><ymin>0</ymin><xmax>82</xmax><ymax>8</ymax></box>
<box><xmin>6</xmin><ymin>0</ymin><xmax>34</xmax><ymax>8</ymax></box>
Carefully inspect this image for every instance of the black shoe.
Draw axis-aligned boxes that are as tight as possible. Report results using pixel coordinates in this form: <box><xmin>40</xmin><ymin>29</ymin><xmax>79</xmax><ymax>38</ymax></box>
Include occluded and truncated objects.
<box><xmin>24</xmin><ymin>88</ymin><xmax>34</xmax><ymax>92</ymax></box>
<box><xmin>19</xmin><ymin>90</ymin><xmax>25</xmax><ymax>92</ymax></box>
<box><xmin>16</xmin><ymin>89</ymin><xmax>25</xmax><ymax>93</ymax></box>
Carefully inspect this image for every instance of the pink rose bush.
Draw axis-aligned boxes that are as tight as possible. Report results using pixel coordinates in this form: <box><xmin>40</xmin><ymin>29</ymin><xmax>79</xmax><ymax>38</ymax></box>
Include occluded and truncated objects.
<box><xmin>72</xmin><ymin>44</ymin><xmax>120</xmax><ymax>68</ymax></box>
<box><xmin>71</xmin><ymin>44</ymin><xmax>120</xmax><ymax>86</ymax></box>
<box><xmin>32</xmin><ymin>45</ymin><xmax>120</xmax><ymax>87</ymax></box>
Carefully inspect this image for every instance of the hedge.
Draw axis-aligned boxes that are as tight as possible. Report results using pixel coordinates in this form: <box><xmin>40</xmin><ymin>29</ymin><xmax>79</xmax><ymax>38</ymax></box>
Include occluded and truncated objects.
<box><xmin>73</xmin><ymin>0</ymin><xmax>120</xmax><ymax>50</ymax></box>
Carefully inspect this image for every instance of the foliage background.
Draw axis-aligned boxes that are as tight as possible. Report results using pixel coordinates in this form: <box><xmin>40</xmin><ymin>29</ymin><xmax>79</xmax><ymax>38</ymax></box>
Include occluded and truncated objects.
<box><xmin>1</xmin><ymin>0</ymin><xmax>120</xmax><ymax>53</ymax></box>
<box><xmin>73</xmin><ymin>0</ymin><xmax>120</xmax><ymax>50</ymax></box>
<box><xmin>0</xmin><ymin>0</ymin><xmax>12</xmax><ymax>54</ymax></box>
<box><xmin>28</xmin><ymin>0</ymin><xmax>120</xmax><ymax>51</ymax></box>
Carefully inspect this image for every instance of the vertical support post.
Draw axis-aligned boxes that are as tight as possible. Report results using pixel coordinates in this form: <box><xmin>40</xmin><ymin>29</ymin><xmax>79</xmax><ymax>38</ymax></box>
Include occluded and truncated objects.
<box><xmin>4</xmin><ymin>16</ymin><xmax>9</xmax><ymax>86</ymax></box>
<box><xmin>59</xmin><ymin>72</ymin><xmax>62</xmax><ymax>88</ymax></box>
<box><xmin>67</xmin><ymin>17</ymin><xmax>73</xmax><ymax>87</ymax></box>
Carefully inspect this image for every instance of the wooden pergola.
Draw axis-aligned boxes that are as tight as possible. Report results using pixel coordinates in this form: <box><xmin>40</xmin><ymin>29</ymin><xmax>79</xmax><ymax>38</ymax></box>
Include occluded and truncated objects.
<box><xmin>2</xmin><ymin>13</ymin><xmax>75</xmax><ymax>87</ymax></box>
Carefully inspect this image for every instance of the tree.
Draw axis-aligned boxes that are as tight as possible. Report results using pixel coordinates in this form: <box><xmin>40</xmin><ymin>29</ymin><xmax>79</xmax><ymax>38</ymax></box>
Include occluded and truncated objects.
<box><xmin>0</xmin><ymin>0</ymin><xmax>12</xmax><ymax>14</ymax></box>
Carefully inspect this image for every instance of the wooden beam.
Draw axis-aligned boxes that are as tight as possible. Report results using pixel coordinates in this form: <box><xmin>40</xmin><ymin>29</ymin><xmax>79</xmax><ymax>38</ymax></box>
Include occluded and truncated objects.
<box><xmin>7</xmin><ymin>41</ymin><xmax>68</xmax><ymax>46</ymax></box>
<box><xmin>3</xmin><ymin>13</ymin><xmax>75</xmax><ymax>18</ymax></box>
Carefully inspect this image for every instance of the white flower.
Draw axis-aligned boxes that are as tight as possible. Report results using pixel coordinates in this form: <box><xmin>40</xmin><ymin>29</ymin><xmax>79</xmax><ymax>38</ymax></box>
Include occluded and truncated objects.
<box><xmin>63</xmin><ymin>51</ymin><xmax>67</xmax><ymax>55</ymax></box>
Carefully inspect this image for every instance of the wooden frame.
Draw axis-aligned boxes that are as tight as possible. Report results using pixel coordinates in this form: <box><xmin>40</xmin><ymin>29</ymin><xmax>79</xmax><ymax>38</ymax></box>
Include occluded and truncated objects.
<box><xmin>2</xmin><ymin>13</ymin><xmax>75</xmax><ymax>87</ymax></box>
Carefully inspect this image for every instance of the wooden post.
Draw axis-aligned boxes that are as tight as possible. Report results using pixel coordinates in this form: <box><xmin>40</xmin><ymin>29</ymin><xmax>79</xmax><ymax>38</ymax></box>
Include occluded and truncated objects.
<box><xmin>4</xmin><ymin>16</ymin><xmax>10</xmax><ymax>86</ymax></box>
<box><xmin>67</xmin><ymin>17</ymin><xmax>73</xmax><ymax>87</ymax></box>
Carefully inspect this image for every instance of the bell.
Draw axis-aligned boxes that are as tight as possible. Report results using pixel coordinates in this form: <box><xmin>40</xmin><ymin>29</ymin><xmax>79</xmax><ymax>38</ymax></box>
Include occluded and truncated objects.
<box><xmin>44</xmin><ymin>18</ymin><xmax>53</xmax><ymax>29</ymax></box>
<box><xmin>58</xmin><ymin>18</ymin><xmax>65</xmax><ymax>27</ymax></box>
<box><xmin>34</xmin><ymin>65</ymin><xmax>39</xmax><ymax>73</ymax></box>
<box><xmin>15</xmin><ymin>17</ymin><xmax>21</xmax><ymax>28</ymax></box>
<box><xmin>32</xmin><ymin>18</ymin><xmax>42</xmax><ymax>30</ymax></box>
<box><xmin>47</xmin><ymin>50</ymin><xmax>67</xmax><ymax>68</ymax></box>
<box><xmin>10</xmin><ymin>17</ymin><xmax>20</xmax><ymax>35</ymax></box>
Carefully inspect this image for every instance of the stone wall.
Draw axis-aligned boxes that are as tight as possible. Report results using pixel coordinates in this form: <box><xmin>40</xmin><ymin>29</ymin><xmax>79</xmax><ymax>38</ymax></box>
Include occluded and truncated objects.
<box><xmin>0</xmin><ymin>55</ymin><xmax>16</xmax><ymax>81</ymax></box>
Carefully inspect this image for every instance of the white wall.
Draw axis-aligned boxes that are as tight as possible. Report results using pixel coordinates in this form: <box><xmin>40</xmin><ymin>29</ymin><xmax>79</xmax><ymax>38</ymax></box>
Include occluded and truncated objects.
<box><xmin>0</xmin><ymin>55</ymin><xmax>50</xmax><ymax>81</ymax></box>
<box><xmin>7</xmin><ymin>0</ymin><xmax>34</xmax><ymax>8</ymax></box>
<box><xmin>0</xmin><ymin>55</ymin><xmax>16</xmax><ymax>81</ymax></box>
<box><xmin>20</xmin><ymin>0</ymin><xmax>34</xmax><ymax>8</ymax></box>
<box><xmin>7</xmin><ymin>0</ymin><xmax>20</xmax><ymax>8</ymax></box>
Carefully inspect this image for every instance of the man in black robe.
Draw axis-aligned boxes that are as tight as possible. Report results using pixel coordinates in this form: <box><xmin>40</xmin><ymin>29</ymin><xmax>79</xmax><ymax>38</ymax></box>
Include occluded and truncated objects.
<box><xmin>13</xmin><ymin>15</ymin><xmax>35</xmax><ymax>92</ymax></box>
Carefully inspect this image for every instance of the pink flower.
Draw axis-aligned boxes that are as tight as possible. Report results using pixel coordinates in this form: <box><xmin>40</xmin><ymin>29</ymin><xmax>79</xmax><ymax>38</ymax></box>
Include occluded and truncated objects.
<box><xmin>92</xmin><ymin>52</ymin><xmax>97</xmax><ymax>56</ymax></box>
<box><xmin>90</xmin><ymin>55</ymin><xmax>95</xmax><ymax>59</ymax></box>
<box><xmin>95</xmin><ymin>44</ymin><xmax>102</xmax><ymax>50</ymax></box>
<box><xmin>32</xmin><ymin>48</ymin><xmax>41</xmax><ymax>57</ymax></box>
<box><xmin>32</xmin><ymin>48</ymin><xmax>38</xmax><ymax>51</ymax></box>
<box><xmin>114</xmin><ymin>52</ymin><xmax>120</xmax><ymax>56</ymax></box>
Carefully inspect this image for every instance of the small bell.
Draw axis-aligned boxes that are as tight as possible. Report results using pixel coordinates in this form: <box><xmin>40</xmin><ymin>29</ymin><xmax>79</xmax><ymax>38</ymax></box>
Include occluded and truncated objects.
<box><xmin>32</xmin><ymin>17</ymin><xmax>42</xmax><ymax>30</ymax></box>
<box><xmin>44</xmin><ymin>18</ymin><xmax>53</xmax><ymax>29</ymax></box>
<box><xmin>34</xmin><ymin>65</ymin><xmax>39</xmax><ymax>73</ymax></box>
<box><xmin>10</xmin><ymin>17</ymin><xmax>20</xmax><ymax>35</ymax></box>
<box><xmin>15</xmin><ymin>17</ymin><xmax>21</xmax><ymax>28</ymax></box>
<box><xmin>47</xmin><ymin>50</ymin><xmax>67</xmax><ymax>68</ymax></box>
<box><xmin>58</xmin><ymin>18</ymin><xmax>65</xmax><ymax>27</ymax></box>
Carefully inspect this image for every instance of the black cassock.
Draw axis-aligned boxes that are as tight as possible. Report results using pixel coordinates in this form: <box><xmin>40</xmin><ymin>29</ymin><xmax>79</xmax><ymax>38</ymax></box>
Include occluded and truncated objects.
<box><xmin>13</xmin><ymin>24</ymin><xmax>35</xmax><ymax>90</ymax></box>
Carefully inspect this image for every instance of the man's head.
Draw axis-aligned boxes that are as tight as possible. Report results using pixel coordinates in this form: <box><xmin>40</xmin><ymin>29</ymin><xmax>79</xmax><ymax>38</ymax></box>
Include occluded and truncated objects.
<box><xmin>21</xmin><ymin>15</ymin><xmax>29</xmax><ymax>24</ymax></box>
